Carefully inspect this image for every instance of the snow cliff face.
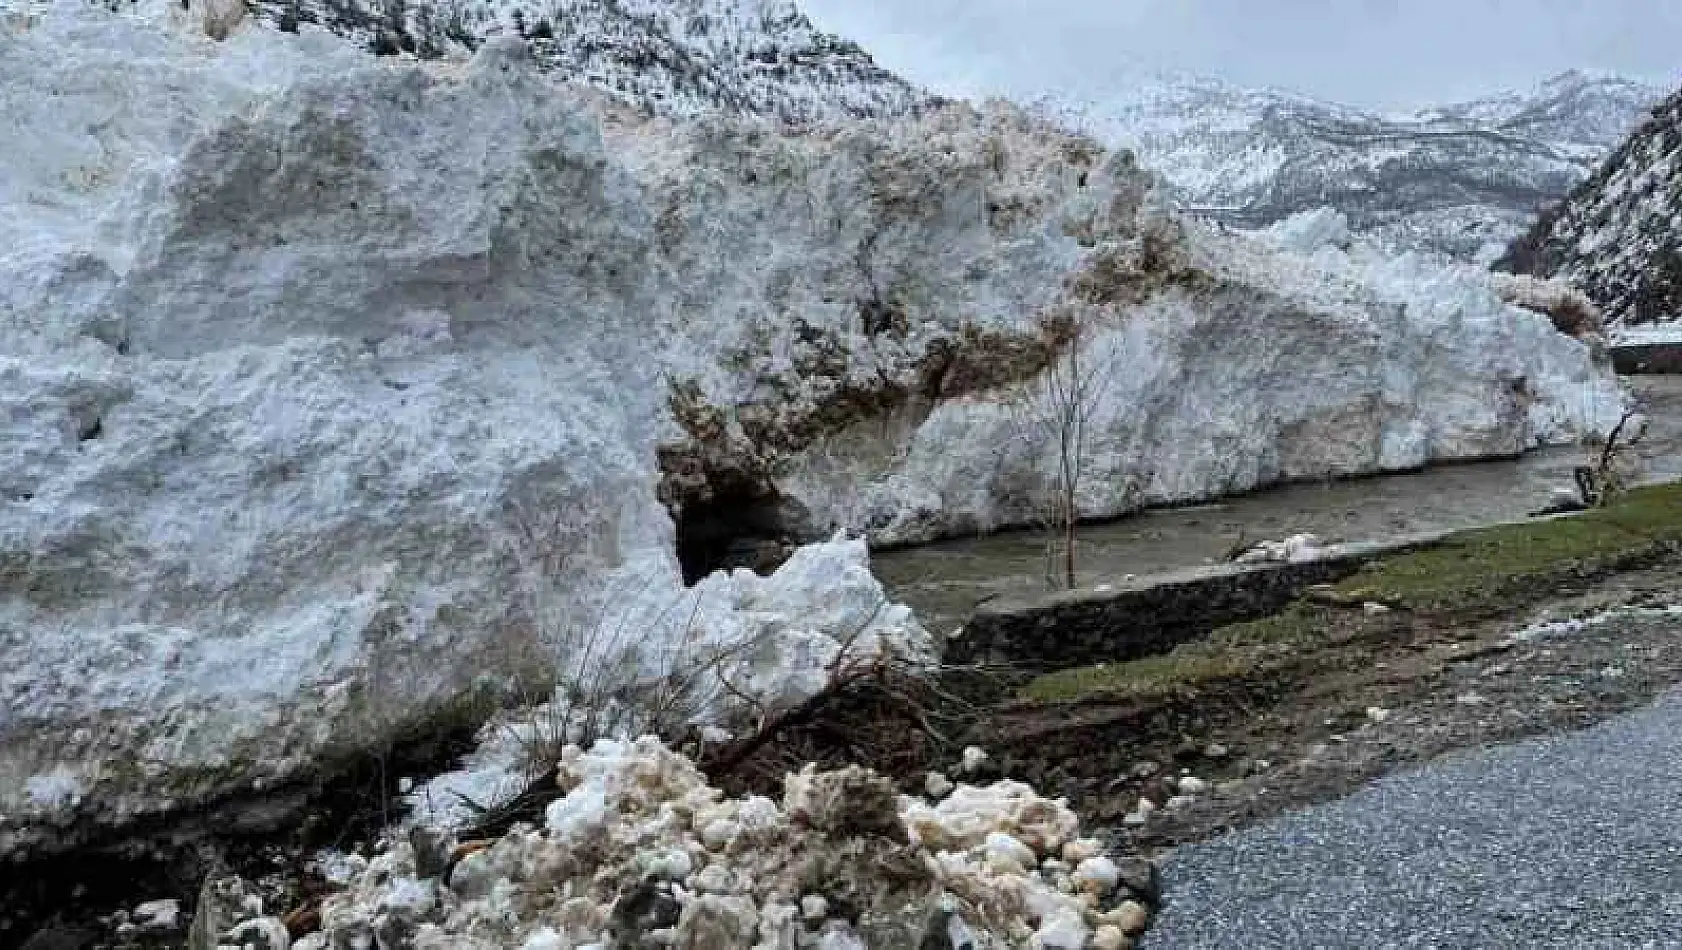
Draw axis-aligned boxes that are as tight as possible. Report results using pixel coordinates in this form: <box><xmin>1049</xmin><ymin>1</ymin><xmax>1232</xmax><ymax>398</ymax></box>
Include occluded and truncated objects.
<box><xmin>1037</xmin><ymin>71</ymin><xmax>1661</xmax><ymax>261</ymax></box>
<box><xmin>247</xmin><ymin>0</ymin><xmax>936</xmax><ymax>122</ymax></box>
<box><xmin>1499</xmin><ymin>87</ymin><xmax>1682</xmax><ymax>328</ymax></box>
<box><xmin>0</xmin><ymin>3</ymin><xmax>1622</xmax><ymax>855</ymax></box>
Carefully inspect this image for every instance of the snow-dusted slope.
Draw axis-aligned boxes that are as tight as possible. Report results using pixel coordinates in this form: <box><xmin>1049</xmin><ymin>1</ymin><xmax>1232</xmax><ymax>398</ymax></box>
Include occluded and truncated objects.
<box><xmin>0</xmin><ymin>3</ymin><xmax>1621</xmax><ymax>856</ymax></box>
<box><xmin>1038</xmin><ymin>71</ymin><xmax>1661</xmax><ymax>261</ymax></box>
<box><xmin>1499</xmin><ymin>87</ymin><xmax>1682</xmax><ymax>328</ymax></box>
<box><xmin>251</xmin><ymin>0</ymin><xmax>936</xmax><ymax>121</ymax></box>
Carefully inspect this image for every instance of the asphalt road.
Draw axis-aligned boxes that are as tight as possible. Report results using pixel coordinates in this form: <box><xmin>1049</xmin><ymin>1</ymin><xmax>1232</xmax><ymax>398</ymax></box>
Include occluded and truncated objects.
<box><xmin>1144</xmin><ymin>689</ymin><xmax>1682</xmax><ymax>949</ymax></box>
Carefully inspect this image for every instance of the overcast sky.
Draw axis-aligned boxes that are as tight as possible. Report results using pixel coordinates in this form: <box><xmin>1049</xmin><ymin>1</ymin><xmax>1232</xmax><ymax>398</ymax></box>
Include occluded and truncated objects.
<box><xmin>801</xmin><ymin>0</ymin><xmax>1682</xmax><ymax>110</ymax></box>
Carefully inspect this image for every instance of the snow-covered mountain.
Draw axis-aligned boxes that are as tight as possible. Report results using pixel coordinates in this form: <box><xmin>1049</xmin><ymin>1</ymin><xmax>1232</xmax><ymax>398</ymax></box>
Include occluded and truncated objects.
<box><xmin>252</xmin><ymin>0</ymin><xmax>938</xmax><ymax>121</ymax></box>
<box><xmin>1498</xmin><ymin>86</ymin><xmax>1682</xmax><ymax>328</ymax></box>
<box><xmin>1036</xmin><ymin>70</ymin><xmax>1662</xmax><ymax>261</ymax></box>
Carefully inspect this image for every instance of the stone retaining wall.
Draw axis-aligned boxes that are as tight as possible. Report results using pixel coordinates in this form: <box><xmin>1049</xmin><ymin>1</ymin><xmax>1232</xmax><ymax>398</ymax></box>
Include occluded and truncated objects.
<box><xmin>945</xmin><ymin>533</ymin><xmax>1450</xmax><ymax>670</ymax></box>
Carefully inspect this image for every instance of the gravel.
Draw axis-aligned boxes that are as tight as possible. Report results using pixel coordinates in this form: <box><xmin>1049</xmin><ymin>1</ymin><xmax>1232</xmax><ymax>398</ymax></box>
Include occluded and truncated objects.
<box><xmin>1145</xmin><ymin>689</ymin><xmax>1682</xmax><ymax>949</ymax></box>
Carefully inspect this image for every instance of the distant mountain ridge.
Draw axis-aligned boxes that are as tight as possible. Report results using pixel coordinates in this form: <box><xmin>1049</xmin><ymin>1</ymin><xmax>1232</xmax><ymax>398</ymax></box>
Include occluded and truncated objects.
<box><xmin>1034</xmin><ymin>70</ymin><xmax>1663</xmax><ymax>260</ymax></box>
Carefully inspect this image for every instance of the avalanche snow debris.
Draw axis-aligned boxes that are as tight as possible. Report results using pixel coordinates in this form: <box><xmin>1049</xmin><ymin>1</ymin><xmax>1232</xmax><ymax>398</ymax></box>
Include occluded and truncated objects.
<box><xmin>293</xmin><ymin>736</ymin><xmax>1129</xmax><ymax>949</ymax></box>
<box><xmin>0</xmin><ymin>0</ymin><xmax>1624</xmax><ymax>853</ymax></box>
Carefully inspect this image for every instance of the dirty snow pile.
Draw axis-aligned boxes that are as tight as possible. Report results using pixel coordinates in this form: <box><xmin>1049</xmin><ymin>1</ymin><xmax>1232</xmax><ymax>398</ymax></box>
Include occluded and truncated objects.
<box><xmin>1233</xmin><ymin>533</ymin><xmax>1327</xmax><ymax>566</ymax></box>
<box><xmin>0</xmin><ymin>0</ymin><xmax>1625</xmax><ymax>855</ymax></box>
<box><xmin>404</xmin><ymin>538</ymin><xmax>931</xmax><ymax>831</ymax></box>
<box><xmin>256</xmin><ymin>738</ymin><xmax>1145</xmax><ymax>949</ymax></box>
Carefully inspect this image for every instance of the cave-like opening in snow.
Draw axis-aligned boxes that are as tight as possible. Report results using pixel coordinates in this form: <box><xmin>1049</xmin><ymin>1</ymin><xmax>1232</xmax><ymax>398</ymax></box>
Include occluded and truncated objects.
<box><xmin>675</xmin><ymin>486</ymin><xmax>805</xmax><ymax>585</ymax></box>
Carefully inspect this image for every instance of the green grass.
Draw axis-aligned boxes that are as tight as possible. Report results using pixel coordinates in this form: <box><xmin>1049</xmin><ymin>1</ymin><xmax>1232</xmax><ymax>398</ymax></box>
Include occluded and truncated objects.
<box><xmin>1022</xmin><ymin>484</ymin><xmax>1682</xmax><ymax>703</ymax></box>
<box><xmin>1334</xmin><ymin>482</ymin><xmax>1682</xmax><ymax>610</ymax></box>
<box><xmin>1206</xmin><ymin>605</ymin><xmax>1325</xmax><ymax>647</ymax></box>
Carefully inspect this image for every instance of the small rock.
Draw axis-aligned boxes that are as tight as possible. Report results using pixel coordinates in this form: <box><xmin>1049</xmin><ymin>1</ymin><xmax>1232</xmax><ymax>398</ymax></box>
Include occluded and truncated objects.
<box><xmin>1061</xmin><ymin>838</ymin><xmax>1103</xmax><ymax>863</ymax></box>
<box><xmin>1365</xmin><ymin>706</ymin><xmax>1391</xmax><ymax>724</ymax></box>
<box><xmin>801</xmin><ymin>893</ymin><xmax>829</xmax><ymax>921</ymax></box>
<box><xmin>1203</xmin><ymin>743</ymin><xmax>1230</xmax><ymax>759</ymax></box>
<box><xmin>1091</xmin><ymin>924</ymin><xmax>1129</xmax><ymax>950</ymax></box>
<box><xmin>1176</xmin><ymin>776</ymin><xmax>1209</xmax><ymax>795</ymax></box>
<box><xmin>1110</xmin><ymin>900</ymin><xmax>1151</xmax><ymax>936</ymax></box>
<box><xmin>1114</xmin><ymin>858</ymin><xmax>1161</xmax><ymax>904</ymax></box>
<box><xmin>1165</xmin><ymin>795</ymin><xmax>1195</xmax><ymax>810</ymax></box>
<box><xmin>609</xmin><ymin>881</ymin><xmax>683</xmax><ymax>944</ymax></box>
<box><xmin>959</xmin><ymin>746</ymin><xmax>990</xmax><ymax>774</ymax></box>
<box><xmin>1363</xmin><ymin>602</ymin><xmax>1392</xmax><ymax>616</ymax></box>
<box><xmin>924</xmin><ymin>771</ymin><xmax>954</xmax><ymax>799</ymax></box>
<box><xmin>1121</xmin><ymin>811</ymin><xmax>1149</xmax><ymax>827</ymax></box>
<box><xmin>1130</xmin><ymin>761</ymin><xmax>1160</xmax><ymax>779</ymax></box>
<box><xmin>1456</xmin><ymin>692</ymin><xmax>1488</xmax><ymax>706</ymax></box>
<box><xmin>1135</xmin><ymin>797</ymin><xmax>1157</xmax><ymax>815</ymax></box>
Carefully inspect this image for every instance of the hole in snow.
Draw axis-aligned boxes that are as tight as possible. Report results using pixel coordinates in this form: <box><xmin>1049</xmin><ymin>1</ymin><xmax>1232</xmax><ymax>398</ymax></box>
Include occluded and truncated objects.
<box><xmin>675</xmin><ymin>486</ymin><xmax>809</xmax><ymax>585</ymax></box>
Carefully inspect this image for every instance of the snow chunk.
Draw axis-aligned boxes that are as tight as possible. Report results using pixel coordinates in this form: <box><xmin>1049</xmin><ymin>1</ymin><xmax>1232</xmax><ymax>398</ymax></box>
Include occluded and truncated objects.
<box><xmin>25</xmin><ymin>767</ymin><xmax>83</xmax><ymax>809</ymax></box>
<box><xmin>133</xmin><ymin>898</ymin><xmax>181</xmax><ymax>930</ymax></box>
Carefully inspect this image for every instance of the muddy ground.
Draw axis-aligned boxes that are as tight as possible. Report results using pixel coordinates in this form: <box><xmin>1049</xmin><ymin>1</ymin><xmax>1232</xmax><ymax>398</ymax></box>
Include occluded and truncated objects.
<box><xmin>990</xmin><ymin>562</ymin><xmax>1682</xmax><ymax>854</ymax></box>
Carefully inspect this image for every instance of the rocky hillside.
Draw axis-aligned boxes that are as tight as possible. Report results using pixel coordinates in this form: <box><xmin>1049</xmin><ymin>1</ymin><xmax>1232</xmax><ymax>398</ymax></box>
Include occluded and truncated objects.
<box><xmin>250</xmin><ymin>0</ymin><xmax>937</xmax><ymax>121</ymax></box>
<box><xmin>1038</xmin><ymin>71</ymin><xmax>1661</xmax><ymax>261</ymax></box>
<box><xmin>1498</xmin><ymin>87</ymin><xmax>1682</xmax><ymax>328</ymax></box>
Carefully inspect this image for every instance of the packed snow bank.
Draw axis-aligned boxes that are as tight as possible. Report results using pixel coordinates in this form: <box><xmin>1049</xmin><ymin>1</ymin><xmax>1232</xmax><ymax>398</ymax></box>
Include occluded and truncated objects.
<box><xmin>281</xmin><ymin>737</ymin><xmax>1141</xmax><ymax>950</ymax></box>
<box><xmin>0</xmin><ymin>4</ymin><xmax>1621</xmax><ymax>853</ymax></box>
<box><xmin>790</xmin><ymin>209</ymin><xmax>1624</xmax><ymax>544</ymax></box>
<box><xmin>404</xmin><ymin>537</ymin><xmax>929</xmax><ymax>831</ymax></box>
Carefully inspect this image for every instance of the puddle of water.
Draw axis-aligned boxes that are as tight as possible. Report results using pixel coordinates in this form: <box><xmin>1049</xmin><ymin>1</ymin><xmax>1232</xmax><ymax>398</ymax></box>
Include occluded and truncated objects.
<box><xmin>876</xmin><ymin>377</ymin><xmax>1682</xmax><ymax>634</ymax></box>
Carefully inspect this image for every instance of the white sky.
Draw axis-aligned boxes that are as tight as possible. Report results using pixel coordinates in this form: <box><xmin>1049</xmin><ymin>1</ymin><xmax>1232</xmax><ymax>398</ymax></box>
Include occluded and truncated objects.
<box><xmin>802</xmin><ymin>0</ymin><xmax>1682</xmax><ymax>109</ymax></box>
